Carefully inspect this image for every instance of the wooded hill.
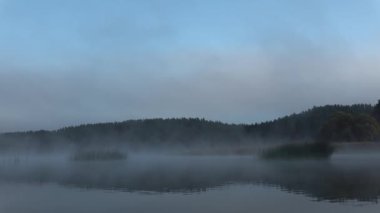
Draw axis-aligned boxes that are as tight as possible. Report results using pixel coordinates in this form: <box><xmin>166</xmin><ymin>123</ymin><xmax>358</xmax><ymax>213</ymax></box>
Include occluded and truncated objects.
<box><xmin>0</xmin><ymin>102</ymin><xmax>379</xmax><ymax>150</ymax></box>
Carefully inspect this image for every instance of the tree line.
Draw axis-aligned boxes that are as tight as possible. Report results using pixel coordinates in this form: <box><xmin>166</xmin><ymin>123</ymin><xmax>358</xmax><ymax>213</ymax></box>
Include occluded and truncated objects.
<box><xmin>1</xmin><ymin>101</ymin><xmax>379</xmax><ymax>150</ymax></box>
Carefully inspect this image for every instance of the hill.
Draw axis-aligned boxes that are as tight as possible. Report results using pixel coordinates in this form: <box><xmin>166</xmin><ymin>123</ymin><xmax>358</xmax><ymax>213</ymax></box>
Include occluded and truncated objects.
<box><xmin>245</xmin><ymin>104</ymin><xmax>374</xmax><ymax>140</ymax></box>
<box><xmin>0</xmin><ymin>103</ymin><xmax>377</xmax><ymax>151</ymax></box>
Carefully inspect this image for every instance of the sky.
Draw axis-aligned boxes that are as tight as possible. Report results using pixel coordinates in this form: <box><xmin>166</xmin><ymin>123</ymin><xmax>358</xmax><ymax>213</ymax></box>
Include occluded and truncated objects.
<box><xmin>0</xmin><ymin>0</ymin><xmax>380</xmax><ymax>132</ymax></box>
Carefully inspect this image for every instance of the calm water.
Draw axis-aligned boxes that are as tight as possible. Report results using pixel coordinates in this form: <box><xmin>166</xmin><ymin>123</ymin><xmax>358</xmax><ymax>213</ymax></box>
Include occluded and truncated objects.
<box><xmin>0</xmin><ymin>153</ymin><xmax>380</xmax><ymax>213</ymax></box>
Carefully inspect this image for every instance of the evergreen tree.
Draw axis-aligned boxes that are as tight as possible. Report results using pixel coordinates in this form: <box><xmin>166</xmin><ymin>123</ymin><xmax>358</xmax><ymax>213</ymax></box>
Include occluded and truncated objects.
<box><xmin>374</xmin><ymin>100</ymin><xmax>380</xmax><ymax>124</ymax></box>
<box><xmin>318</xmin><ymin>112</ymin><xmax>380</xmax><ymax>142</ymax></box>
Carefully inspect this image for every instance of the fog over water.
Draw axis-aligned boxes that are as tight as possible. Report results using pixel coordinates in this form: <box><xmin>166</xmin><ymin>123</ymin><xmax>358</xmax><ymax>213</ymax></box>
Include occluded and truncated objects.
<box><xmin>1</xmin><ymin>0</ymin><xmax>380</xmax><ymax>212</ymax></box>
<box><xmin>0</xmin><ymin>153</ymin><xmax>380</xmax><ymax>213</ymax></box>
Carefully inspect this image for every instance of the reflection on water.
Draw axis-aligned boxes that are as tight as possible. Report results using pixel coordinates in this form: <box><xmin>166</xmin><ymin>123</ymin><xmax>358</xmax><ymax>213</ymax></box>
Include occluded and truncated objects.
<box><xmin>0</xmin><ymin>154</ymin><xmax>380</xmax><ymax>203</ymax></box>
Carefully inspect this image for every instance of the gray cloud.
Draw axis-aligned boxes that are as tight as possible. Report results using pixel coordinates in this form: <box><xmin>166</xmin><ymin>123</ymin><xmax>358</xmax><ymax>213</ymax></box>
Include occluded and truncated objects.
<box><xmin>1</xmin><ymin>40</ymin><xmax>380</xmax><ymax>132</ymax></box>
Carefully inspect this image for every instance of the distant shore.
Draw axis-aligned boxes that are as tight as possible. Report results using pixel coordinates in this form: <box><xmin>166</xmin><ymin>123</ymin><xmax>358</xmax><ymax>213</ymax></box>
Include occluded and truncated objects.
<box><xmin>175</xmin><ymin>142</ymin><xmax>380</xmax><ymax>156</ymax></box>
<box><xmin>333</xmin><ymin>142</ymin><xmax>380</xmax><ymax>154</ymax></box>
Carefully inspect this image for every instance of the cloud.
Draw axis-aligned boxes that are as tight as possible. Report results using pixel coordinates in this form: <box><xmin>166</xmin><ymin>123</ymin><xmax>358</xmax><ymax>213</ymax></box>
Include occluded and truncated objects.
<box><xmin>0</xmin><ymin>0</ymin><xmax>380</xmax><ymax>132</ymax></box>
<box><xmin>1</xmin><ymin>38</ymin><xmax>380</xmax><ymax>132</ymax></box>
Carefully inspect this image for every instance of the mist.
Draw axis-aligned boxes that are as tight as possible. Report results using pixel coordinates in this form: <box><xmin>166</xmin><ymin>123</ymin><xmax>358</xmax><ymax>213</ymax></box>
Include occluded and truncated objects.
<box><xmin>1</xmin><ymin>0</ymin><xmax>380</xmax><ymax>212</ymax></box>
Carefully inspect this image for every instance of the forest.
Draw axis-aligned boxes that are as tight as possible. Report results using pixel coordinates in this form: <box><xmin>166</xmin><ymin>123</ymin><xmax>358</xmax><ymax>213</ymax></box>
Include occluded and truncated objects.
<box><xmin>0</xmin><ymin>101</ymin><xmax>379</xmax><ymax>151</ymax></box>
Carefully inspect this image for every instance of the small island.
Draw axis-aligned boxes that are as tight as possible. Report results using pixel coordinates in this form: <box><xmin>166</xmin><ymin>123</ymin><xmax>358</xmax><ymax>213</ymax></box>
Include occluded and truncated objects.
<box><xmin>260</xmin><ymin>142</ymin><xmax>335</xmax><ymax>159</ymax></box>
<box><xmin>71</xmin><ymin>150</ymin><xmax>127</xmax><ymax>161</ymax></box>
<box><xmin>261</xmin><ymin>100</ymin><xmax>380</xmax><ymax>159</ymax></box>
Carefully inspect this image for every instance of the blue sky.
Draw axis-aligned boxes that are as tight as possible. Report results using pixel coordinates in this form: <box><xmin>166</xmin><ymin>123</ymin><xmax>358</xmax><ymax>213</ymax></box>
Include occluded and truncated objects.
<box><xmin>0</xmin><ymin>0</ymin><xmax>380</xmax><ymax>132</ymax></box>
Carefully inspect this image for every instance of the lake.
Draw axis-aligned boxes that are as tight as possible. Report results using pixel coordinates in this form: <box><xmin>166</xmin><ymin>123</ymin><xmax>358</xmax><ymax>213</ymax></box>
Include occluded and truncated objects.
<box><xmin>0</xmin><ymin>153</ymin><xmax>380</xmax><ymax>213</ymax></box>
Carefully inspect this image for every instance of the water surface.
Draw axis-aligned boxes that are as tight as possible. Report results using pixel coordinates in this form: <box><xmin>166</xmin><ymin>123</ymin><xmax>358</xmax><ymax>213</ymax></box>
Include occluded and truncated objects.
<box><xmin>0</xmin><ymin>154</ymin><xmax>379</xmax><ymax>213</ymax></box>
